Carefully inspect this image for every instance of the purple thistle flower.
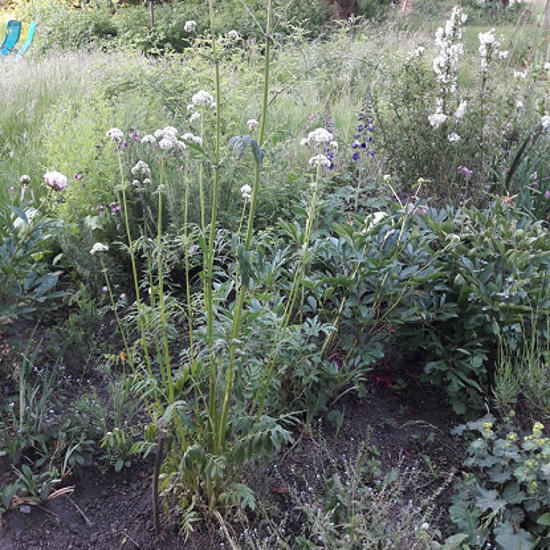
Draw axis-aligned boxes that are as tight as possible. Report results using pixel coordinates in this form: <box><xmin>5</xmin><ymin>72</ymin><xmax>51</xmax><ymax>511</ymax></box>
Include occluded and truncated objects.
<box><xmin>353</xmin><ymin>152</ymin><xmax>360</xmax><ymax>161</ymax></box>
<box><xmin>546</xmin><ymin>190</ymin><xmax>550</xmax><ymax>199</ymax></box>
<box><xmin>361</xmin><ymin>143</ymin><xmax>367</xmax><ymax>149</ymax></box>
<box><xmin>74</xmin><ymin>173</ymin><xmax>83</xmax><ymax>180</ymax></box>
<box><xmin>369</xmin><ymin>150</ymin><xmax>375</xmax><ymax>156</ymax></box>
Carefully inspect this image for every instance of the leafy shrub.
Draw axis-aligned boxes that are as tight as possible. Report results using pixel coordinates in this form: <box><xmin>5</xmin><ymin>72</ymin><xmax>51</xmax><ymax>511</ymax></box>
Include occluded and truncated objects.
<box><xmin>450</xmin><ymin>413</ymin><xmax>550</xmax><ymax>549</ymax></box>
<box><xmin>0</xmin><ymin>191</ymin><xmax>63</xmax><ymax>324</ymax></box>
<box><xmin>372</xmin><ymin>6</ymin><xmax>547</xmax><ymax>201</ymax></box>
<box><xmin>305</xmin><ymin>195</ymin><xmax>550</xmax><ymax>414</ymax></box>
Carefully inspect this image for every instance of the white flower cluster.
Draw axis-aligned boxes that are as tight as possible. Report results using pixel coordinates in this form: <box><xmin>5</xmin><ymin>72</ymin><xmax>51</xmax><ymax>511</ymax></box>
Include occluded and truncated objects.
<box><xmin>308</xmin><ymin>154</ymin><xmax>331</xmax><ymax>168</ymax></box>
<box><xmin>247</xmin><ymin>119</ymin><xmax>259</xmax><ymax>131</ymax></box>
<box><xmin>448</xmin><ymin>132</ymin><xmax>460</xmax><ymax>143</ymax></box>
<box><xmin>407</xmin><ymin>46</ymin><xmax>426</xmax><ymax>60</ymax></box>
<box><xmin>154</xmin><ymin>126</ymin><xmax>179</xmax><ymax>151</ymax></box>
<box><xmin>141</xmin><ymin>135</ymin><xmax>156</xmax><ymax>144</ymax></box>
<box><xmin>90</xmin><ymin>242</ymin><xmax>109</xmax><ymax>255</ymax></box>
<box><xmin>541</xmin><ymin>115</ymin><xmax>550</xmax><ymax>129</ymax></box>
<box><xmin>240</xmin><ymin>184</ymin><xmax>252</xmax><ymax>200</ymax></box>
<box><xmin>106</xmin><ymin>128</ymin><xmax>124</xmax><ymax>143</ymax></box>
<box><xmin>365</xmin><ymin>211</ymin><xmax>388</xmax><ymax>231</ymax></box>
<box><xmin>131</xmin><ymin>160</ymin><xmax>151</xmax><ymax>177</ymax></box>
<box><xmin>184</xmin><ymin>20</ymin><xmax>196</xmax><ymax>33</ymax></box>
<box><xmin>181</xmin><ymin>132</ymin><xmax>203</xmax><ymax>146</ymax></box>
<box><xmin>228</xmin><ymin>30</ymin><xmax>240</xmax><ymax>40</ymax></box>
<box><xmin>455</xmin><ymin>100</ymin><xmax>467</xmax><ymax>121</ymax></box>
<box><xmin>478</xmin><ymin>29</ymin><xmax>506</xmax><ymax>73</ymax></box>
<box><xmin>428</xmin><ymin>7</ymin><xmax>468</xmax><ymax>130</ymax></box>
<box><xmin>432</xmin><ymin>6</ymin><xmax>466</xmax><ymax>95</ymax></box>
<box><xmin>189</xmin><ymin>112</ymin><xmax>200</xmax><ymax>123</ymax></box>
<box><xmin>428</xmin><ymin>110</ymin><xmax>447</xmax><ymax>129</ymax></box>
<box><xmin>301</xmin><ymin>128</ymin><xmax>336</xmax><ymax>148</ymax></box>
<box><xmin>428</xmin><ymin>99</ymin><xmax>448</xmax><ymax>129</ymax></box>
<box><xmin>514</xmin><ymin>70</ymin><xmax>527</xmax><ymax>79</ymax></box>
<box><xmin>191</xmin><ymin>90</ymin><xmax>216</xmax><ymax>109</ymax></box>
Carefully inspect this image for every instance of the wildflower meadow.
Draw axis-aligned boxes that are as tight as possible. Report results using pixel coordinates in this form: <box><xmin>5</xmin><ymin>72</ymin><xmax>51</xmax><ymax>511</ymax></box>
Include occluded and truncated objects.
<box><xmin>1</xmin><ymin>0</ymin><xmax>550</xmax><ymax>548</ymax></box>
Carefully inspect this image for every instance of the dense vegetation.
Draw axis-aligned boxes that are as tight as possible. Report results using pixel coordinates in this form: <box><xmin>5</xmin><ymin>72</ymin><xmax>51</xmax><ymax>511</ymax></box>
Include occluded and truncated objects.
<box><xmin>1</xmin><ymin>0</ymin><xmax>550</xmax><ymax>547</ymax></box>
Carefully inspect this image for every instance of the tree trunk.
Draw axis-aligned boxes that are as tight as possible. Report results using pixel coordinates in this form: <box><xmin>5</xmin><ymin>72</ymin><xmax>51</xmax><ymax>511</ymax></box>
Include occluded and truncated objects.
<box><xmin>329</xmin><ymin>0</ymin><xmax>359</xmax><ymax>20</ymax></box>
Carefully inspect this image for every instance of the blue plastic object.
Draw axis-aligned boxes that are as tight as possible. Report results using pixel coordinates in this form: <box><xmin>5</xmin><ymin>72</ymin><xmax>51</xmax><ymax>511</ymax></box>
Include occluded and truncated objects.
<box><xmin>0</xmin><ymin>20</ymin><xmax>22</xmax><ymax>56</ymax></box>
<box><xmin>14</xmin><ymin>21</ymin><xmax>36</xmax><ymax>59</ymax></box>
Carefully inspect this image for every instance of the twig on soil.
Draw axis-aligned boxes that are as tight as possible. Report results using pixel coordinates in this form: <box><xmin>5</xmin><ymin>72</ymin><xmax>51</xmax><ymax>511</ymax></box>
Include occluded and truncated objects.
<box><xmin>280</xmin><ymin>433</ymin><xmax>304</xmax><ymax>464</ymax></box>
<box><xmin>213</xmin><ymin>510</ymin><xmax>238</xmax><ymax>550</ymax></box>
<box><xmin>65</xmin><ymin>495</ymin><xmax>93</xmax><ymax>528</ymax></box>
<box><xmin>121</xmin><ymin>529</ymin><xmax>141</xmax><ymax>548</ymax></box>
<box><xmin>36</xmin><ymin>505</ymin><xmax>61</xmax><ymax>519</ymax></box>
<box><xmin>330</xmin><ymin>385</ymin><xmax>359</xmax><ymax>407</ymax></box>
<box><xmin>152</xmin><ymin>429</ymin><xmax>167</xmax><ymax>540</ymax></box>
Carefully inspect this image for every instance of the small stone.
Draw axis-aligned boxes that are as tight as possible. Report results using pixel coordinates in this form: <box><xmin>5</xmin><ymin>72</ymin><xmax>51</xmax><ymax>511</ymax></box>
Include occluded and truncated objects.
<box><xmin>19</xmin><ymin>505</ymin><xmax>32</xmax><ymax>514</ymax></box>
<box><xmin>90</xmin><ymin>533</ymin><xmax>98</xmax><ymax>543</ymax></box>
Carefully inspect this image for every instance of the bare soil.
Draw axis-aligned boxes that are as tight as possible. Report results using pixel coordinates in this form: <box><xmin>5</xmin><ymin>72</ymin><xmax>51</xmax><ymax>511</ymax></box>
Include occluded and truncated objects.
<box><xmin>0</xmin><ymin>320</ymin><xmax>462</xmax><ymax>550</ymax></box>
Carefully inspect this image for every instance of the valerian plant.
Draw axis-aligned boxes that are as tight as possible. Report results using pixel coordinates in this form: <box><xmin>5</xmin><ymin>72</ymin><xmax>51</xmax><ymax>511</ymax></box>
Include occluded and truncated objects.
<box><xmin>99</xmin><ymin>0</ymin><xmax>321</xmax><ymax>519</ymax></box>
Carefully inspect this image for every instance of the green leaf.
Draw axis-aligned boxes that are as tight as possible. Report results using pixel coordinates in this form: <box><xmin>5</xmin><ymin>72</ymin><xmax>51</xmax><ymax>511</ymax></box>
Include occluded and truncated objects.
<box><xmin>502</xmin><ymin>482</ymin><xmax>526</xmax><ymax>504</ymax></box>
<box><xmin>250</xmin><ymin>139</ymin><xmax>263</xmax><ymax>166</ymax></box>
<box><xmin>237</xmin><ymin>244</ymin><xmax>253</xmax><ymax>289</ymax></box>
<box><xmin>537</xmin><ymin>512</ymin><xmax>550</xmax><ymax>526</ymax></box>
<box><xmin>494</xmin><ymin>522</ymin><xmax>537</xmax><ymax>550</ymax></box>
<box><xmin>8</xmin><ymin>205</ymin><xmax>28</xmax><ymax>224</ymax></box>
<box><xmin>475</xmin><ymin>486</ymin><xmax>505</xmax><ymax>513</ymax></box>
<box><xmin>451</xmin><ymin>398</ymin><xmax>466</xmax><ymax>415</ymax></box>
<box><xmin>115</xmin><ymin>459</ymin><xmax>124</xmax><ymax>472</ymax></box>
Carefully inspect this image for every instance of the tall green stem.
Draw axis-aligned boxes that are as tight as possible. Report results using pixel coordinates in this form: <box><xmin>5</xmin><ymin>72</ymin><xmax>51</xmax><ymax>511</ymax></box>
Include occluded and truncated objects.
<box><xmin>118</xmin><ymin>153</ymin><xmax>153</xmax><ymax>377</ymax></box>
<box><xmin>206</xmin><ymin>0</ymin><xmax>223</xmax><ymax>456</ymax></box>
<box><xmin>217</xmin><ymin>0</ymin><xmax>274</xmax><ymax>455</ymax></box>
<box><xmin>156</xmin><ymin>157</ymin><xmax>175</xmax><ymax>403</ymax></box>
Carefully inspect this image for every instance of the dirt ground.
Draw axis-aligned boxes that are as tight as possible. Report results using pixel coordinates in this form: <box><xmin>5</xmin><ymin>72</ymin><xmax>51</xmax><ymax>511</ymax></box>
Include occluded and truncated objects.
<box><xmin>1</xmin><ymin>364</ymin><xmax>460</xmax><ymax>550</ymax></box>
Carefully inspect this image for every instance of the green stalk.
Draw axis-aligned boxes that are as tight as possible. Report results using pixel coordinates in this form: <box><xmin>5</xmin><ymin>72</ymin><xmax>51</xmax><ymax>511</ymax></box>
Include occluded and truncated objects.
<box><xmin>118</xmin><ymin>152</ymin><xmax>153</xmax><ymax>378</ymax></box>
<box><xmin>199</xmin><ymin>116</ymin><xmax>206</xmax><ymax>235</ymax></box>
<box><xmin>183</xmin><ymin>167</ymin><xmax>197</xmax><ymax>373</ymax></box>
<box><xmin>217</xmin><ymin>0</ymin><xmax>273</xmax><ymax>455</ymax></box>
<box><xmin>99</xmin><ymin>257</ymin><xmax>131</xmax><ymax>365</ymax></box>
<box><xmin>156</xmin><ymin>155</ymin><xmax>175</xmax><ymax>404</ymax></box>
<box><xmin>206</xmin><ymin>0</ymin><xmax>223</xmax><ymax>461</ymax></box>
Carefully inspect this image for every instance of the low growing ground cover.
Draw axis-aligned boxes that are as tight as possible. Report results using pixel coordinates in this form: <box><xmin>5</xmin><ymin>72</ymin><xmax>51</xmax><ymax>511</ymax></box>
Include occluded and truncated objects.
<box><xmin>1</xmin><ymin>1</ymin><xmax>550</xmax><ymax>548</ymax></box>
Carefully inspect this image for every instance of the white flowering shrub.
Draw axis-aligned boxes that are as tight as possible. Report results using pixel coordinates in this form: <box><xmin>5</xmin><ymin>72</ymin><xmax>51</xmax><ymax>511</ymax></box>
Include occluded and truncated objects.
<box><xmin>372</xmin><ymin>6</ymin><xmax>547</xmax><ymax>201</ymax></box>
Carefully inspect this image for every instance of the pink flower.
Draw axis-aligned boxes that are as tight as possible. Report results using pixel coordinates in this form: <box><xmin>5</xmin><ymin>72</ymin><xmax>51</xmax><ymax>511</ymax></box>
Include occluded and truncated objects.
<box><xmin>44</xmin><ymin>171</ymin><xmax>68</xmax><ymax>192</ymax></box>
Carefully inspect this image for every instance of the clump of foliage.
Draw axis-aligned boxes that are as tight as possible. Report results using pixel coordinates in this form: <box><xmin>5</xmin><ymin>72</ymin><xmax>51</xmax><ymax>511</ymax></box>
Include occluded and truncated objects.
<box><xmin>450</xmin><ymin>412</ymin><xmax>550</xmax><ymax>549</ymax></box>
